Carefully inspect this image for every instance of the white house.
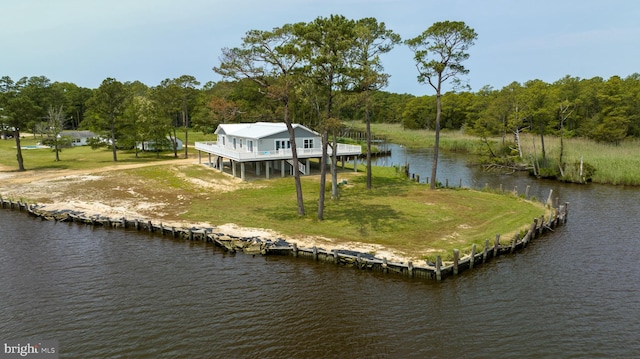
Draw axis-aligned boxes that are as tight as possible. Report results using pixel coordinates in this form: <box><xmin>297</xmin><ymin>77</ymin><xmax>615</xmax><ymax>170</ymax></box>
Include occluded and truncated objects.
<box><xmin>137</xmin><ymin>137</ymin><xmax>183</xmax><ymax>151</ymax></box>
<box><xmin>60</xmin><ymin>130</ymin><xmax>96</xmax><ymax>146</ymax></box>
<box><xmin>194</xmin><ymin>122</ymin><xmax>362</xmax><ymax>180</ymax></box>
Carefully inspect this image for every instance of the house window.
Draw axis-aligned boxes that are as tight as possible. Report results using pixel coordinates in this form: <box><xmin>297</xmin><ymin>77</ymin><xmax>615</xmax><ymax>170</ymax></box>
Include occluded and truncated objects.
<box><xmin>248</xmin><ymin>140</ymin><xmax>253</xmax><ymax>152</ymax></box>
<box><xmin>275</xmin><ymin>140</ymin><xmax>290</xmax><ymax>151</ymax></box>
<box><xmin>233</xmin><ymin>138</ymin><xmax>236</xmax><ymax>149</ymax></box>
<box><xmin>304</xmin><ymin>139</ymin><xmax>314</xmax><ymax>149</ymax></box>
<box><xmin>221</xmin><ymin>136</ymin><xmax>225</xmax><ymax>145</ymax></box>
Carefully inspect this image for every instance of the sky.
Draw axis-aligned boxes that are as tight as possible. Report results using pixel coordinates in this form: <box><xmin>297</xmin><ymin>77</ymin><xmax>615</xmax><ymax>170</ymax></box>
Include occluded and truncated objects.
<box><xmin>2</xmin><ymin>0</ymin><xmax>639</xmax><ymax>95</ymax></box>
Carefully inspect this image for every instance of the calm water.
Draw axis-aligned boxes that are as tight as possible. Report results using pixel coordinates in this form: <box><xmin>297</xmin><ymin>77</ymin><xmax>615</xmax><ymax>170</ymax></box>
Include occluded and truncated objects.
<box><xmin>1</xmin><ymin>149</ymin><xmax>640</xmax><ymax>358</ymax></box>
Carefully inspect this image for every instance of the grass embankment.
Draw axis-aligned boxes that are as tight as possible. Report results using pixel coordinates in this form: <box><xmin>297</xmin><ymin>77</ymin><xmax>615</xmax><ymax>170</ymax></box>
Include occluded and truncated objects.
<box><xmin>0</xmin><ymin>136</ymin><xmax>547</xmax><ymax>262</ymax></box>
<box><xmin>348</xmin><ymin>122</ymin><xmax>640</xmax><ymax>186</ymax></box>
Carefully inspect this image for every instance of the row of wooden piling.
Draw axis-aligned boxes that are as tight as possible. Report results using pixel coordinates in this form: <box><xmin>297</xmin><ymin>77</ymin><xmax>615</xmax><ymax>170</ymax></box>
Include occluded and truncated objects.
<box><xmin>0</xmin><ymin>195</ymin><xmax>568</xmax><ymax>281</ymax></box>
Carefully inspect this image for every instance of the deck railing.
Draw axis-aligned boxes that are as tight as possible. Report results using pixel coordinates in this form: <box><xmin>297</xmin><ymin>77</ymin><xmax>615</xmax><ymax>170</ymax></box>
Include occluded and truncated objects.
<box><xmin>195</xmin><ymin>142</ymin><xmax>361</xmax><ymax>161</ymax></box>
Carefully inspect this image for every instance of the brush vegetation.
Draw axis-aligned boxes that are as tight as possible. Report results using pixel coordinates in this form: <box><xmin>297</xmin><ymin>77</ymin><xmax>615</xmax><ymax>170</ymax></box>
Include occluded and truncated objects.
<box><xmin>348</xmin><ymin>122</ymin><xmax>640</xmax><ymax>186</ymax></box>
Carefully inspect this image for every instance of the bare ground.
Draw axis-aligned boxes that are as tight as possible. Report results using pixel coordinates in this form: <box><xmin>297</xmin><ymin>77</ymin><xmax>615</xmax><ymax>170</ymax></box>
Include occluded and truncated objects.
<box><xmin>0</xmin><ymin>160</ymin><xmax>410</xmax><ymax>263</ymax></box>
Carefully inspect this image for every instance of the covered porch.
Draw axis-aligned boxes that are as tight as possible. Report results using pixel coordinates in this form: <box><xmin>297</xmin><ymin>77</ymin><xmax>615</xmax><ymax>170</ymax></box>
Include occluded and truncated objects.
<box><xmin>195</xmin><ymin>141</ymin><xmax>362</xmax><ymax>181</ymax></box>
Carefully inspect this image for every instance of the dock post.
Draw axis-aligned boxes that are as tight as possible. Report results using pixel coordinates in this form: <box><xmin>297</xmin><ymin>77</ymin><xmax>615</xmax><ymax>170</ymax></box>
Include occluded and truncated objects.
<box><xmin>407</xmin><ymin>261</ymin><xmax>414</xmax><ymax>278</ymax></box>
<box><xmin>493</xmin><ymin>234</ymin><xmax>500</xmax><ymax>257</ymax></box>
<box><xmin>382</xmin><ymin>257</ymin><xmax>388</xmax><ymax>274</ymax></box>
<box><xmin>312</xmin><ymin>246</ymin><xmax>318</xmax><ymax>261</ymax></box>
<box><xmin>435</xmin><ymin>255</ymin><xmax>442</xmax><ymax>281</ymax></box>
<box><xmin>292</xmin><ymin>243</ymin><xmax>298</xmax><ymax>258</ymax></box>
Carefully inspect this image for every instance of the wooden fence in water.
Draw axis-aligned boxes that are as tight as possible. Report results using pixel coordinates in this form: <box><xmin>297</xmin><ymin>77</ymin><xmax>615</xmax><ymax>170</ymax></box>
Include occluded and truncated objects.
<box><xmin>0</xmin><ymin>192</ymin><xmax>567</xmax><ymax>282</ymax></box>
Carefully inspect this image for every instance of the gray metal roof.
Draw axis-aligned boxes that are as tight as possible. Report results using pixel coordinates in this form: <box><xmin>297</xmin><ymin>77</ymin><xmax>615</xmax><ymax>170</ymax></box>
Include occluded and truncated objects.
<box><xmin>61</xmin><ymin>130</ymin><xmax>96</xmax><ymax>139</ymax></box>
<box><xmin>215</xmin><ymin>122</ymin><xmax>318</xmax><ymax>139</ymax></box>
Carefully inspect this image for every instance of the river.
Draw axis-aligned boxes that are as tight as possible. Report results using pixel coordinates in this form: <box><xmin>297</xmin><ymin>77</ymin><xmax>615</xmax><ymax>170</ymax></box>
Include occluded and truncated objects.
<box><xmin>1</xmin><ymin>146</ymin><xmax>639</xmax><ymax>358</ymax></box>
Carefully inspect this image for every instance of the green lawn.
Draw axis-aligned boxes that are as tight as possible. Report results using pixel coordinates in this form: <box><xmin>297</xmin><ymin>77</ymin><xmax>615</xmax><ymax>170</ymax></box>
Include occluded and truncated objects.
<box><xmin>0</xmin><ymin>135</ymin><xmax>186</xmax><ymax>171</ymax></box>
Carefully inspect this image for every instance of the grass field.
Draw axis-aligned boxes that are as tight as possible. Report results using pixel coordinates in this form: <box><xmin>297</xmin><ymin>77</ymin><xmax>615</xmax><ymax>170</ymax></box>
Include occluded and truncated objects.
<box><xmin>0</xmin><ymin>135</ymin><xmax>189</xmax><ymax>171</ymax></box>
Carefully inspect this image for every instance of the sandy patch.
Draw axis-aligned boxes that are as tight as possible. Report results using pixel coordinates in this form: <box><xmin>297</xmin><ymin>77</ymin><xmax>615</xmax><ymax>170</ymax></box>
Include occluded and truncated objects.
<box><xmin>1</xmin><ymin>160</ymin><xmax>416</xmax><ymax>264</ymax></box>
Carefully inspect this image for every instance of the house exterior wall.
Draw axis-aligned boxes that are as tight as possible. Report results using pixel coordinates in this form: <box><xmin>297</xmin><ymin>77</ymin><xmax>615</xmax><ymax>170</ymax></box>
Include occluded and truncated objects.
<box><xmin>196</xmin><ymin>122</ymin><xmax>360</xmax><ymax>164</ymax></box>
<box><xmin>217</xmin><ymin>127</ymin><xmax>320</xmax><ymax>154</ymax></box>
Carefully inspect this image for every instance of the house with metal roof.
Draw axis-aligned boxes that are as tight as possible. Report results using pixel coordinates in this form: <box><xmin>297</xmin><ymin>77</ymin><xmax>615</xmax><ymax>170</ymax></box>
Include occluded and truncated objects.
<box><xmin>59</xmin><ymin>130</ymin><xmax>97</xmax><ymax>146</ymax></box>
<box><xmin>194</xmin><ymin>122</ymin><xmax>362</xmax><ymax>180</ymax></box>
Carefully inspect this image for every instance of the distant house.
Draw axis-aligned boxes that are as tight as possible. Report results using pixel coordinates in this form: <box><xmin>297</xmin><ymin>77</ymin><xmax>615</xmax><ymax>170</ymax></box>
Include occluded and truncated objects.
<box><xmin>137</xmin><ymin>137</ymin><xmax>183</xmax><ymax>151</ymax></box>
<box><xmin>60</xmin><ymin>130</ymin><xmax>96</xmax><ymax>146</ymax></box>
<box><xmin>194</xmin><ymin>122</ymin><xmax>362</xmax><ymax>180</ymax></box>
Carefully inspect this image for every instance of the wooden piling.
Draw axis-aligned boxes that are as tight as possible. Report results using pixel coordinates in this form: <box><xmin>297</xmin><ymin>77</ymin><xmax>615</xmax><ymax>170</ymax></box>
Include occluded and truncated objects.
<box><xmin>312</xmin><ymin>246</ymin><xmax>318</xmax><ymax>261</ymax></box>
<box><xmin>470</xmin><ymin>243</ymin><xmax>476</xmax><ymax>269</ymax></box>
<box><xmin>482</xmin><ymin>239</ymin><xmax>489</xmax><ymax>263</ymax></box>
<box><xmin>530</xmin><ymin>218</ymin><xmax>538</xmax><ymax>240</ymax></box>
<box><xmin>510</xmin><ymin>233</ymin><xmax>520</xmax><ymax>254</ymax></box>
<box><xmin>494</xmin><ymin>234</ymin><xmax>500</xmax><ymax>257</ymax></box>
<box><xmin>407</xmin><ymin>261</ymin><xmax>414</xmax><ymax>278</ymax></box>
<box><xmin>435</xmin><ymin>255</ymin><xmax>442</xmax><ymax>281</ymax></box>
<box><xmin>453</xmin><ymin>249</ymin><xmax>460</xmax><ymax>275</ymax></box>
<box><xmin>292</xmin><ymin>243</ymin><xmax>298</xmax><ymax>258</ymax></box>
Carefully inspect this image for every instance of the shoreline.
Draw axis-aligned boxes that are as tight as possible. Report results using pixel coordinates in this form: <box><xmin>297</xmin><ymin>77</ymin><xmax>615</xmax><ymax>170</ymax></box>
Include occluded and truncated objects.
<box><xmin>1</xmin><ymin>160</ymin><xmax>567</xmax><ymax>280</ymax></box>
<box><xmin>0</xmin><ymin>195</ymin><xmax>568</xmax><ymax>281</ymax></box>
<box><xmin>0</xmin><ymin>160</ymin><xmax>415</xmax><ymax>263</ymax></box>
